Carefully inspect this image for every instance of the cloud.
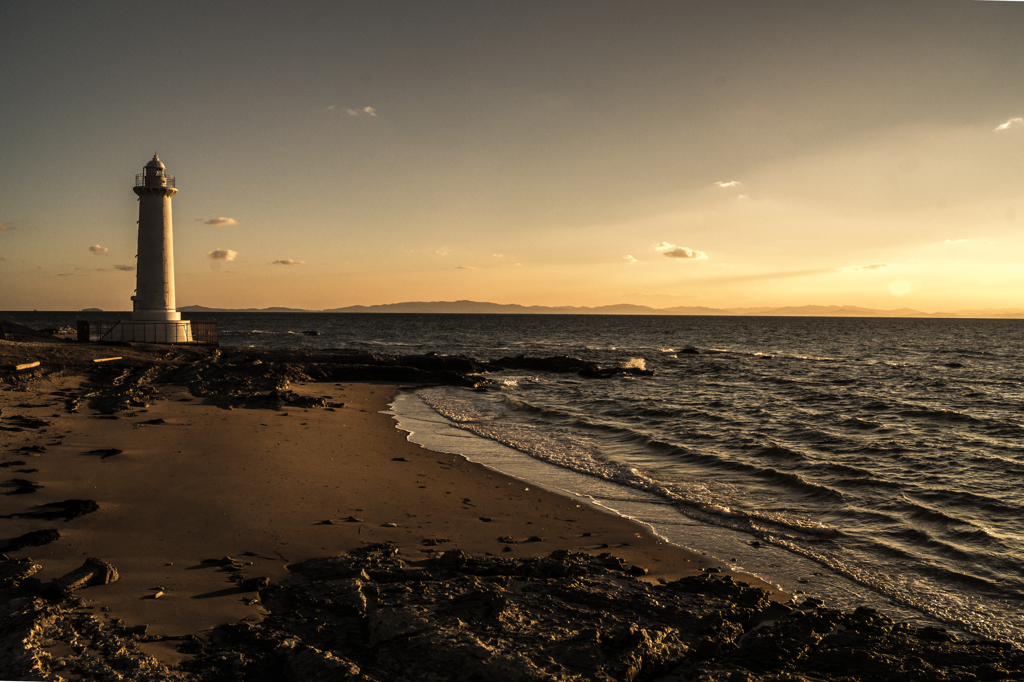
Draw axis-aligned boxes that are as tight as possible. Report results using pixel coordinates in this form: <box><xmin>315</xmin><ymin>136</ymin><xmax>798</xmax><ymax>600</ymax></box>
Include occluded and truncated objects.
<box><xmin>457</xmin><ymin>265</ymin><xmax>478</xmax><ymax>270</ymax></box>
<box><xmin>114</xmin><ymin>264</ymin><xmax>135</xmax><ymax>271</ymax></box>
<box><xmin>624</xmin><ymin>255</ymin><xmax>639</xmax><ymax>264</ymax></box>
<box><xmin>994</xmin><ymin>117</ymin><xmax>1023</xmax><ymax>132</ymax></box>
<box><xmin>0</xmin><ymin>221</ymin><xmax>15</xmax><ymax>231</ymax></box>
<box><xmin>836</xmin><ymin>262</ymin><xmax>890</xmax><ymax>272</ymax></box>
<box><xmin>89</xmin><ymin>244</ymin><xmax>109</xmax><ymax>255</ymax></box>
<box><xmin>199</xmin><ymin>217</ymin><xmax>238</xmax><ymax>226</ymax></box>
<box><xmin>363</xmin><ymin>106</ymin><xmax>377</xmax><ymax>117</ymax></box>
<box><xmin>272</xmin><ymin>259</ymin><xmax>305</xmax><ymax>265</ymax></box>
<box><xmin>435</xmin><ymin>249</ymin><xmax>450</xmax><ymax>256</ymax></box>
<box><xmin>208</xmin><ymin>249</ymin><xmax>238</xmax><ymax>261</ymax></box>
<box><xmin>695</xmin><ymin>268</ymin><xmax>832</xmax><ymax>284</ymax></box>
<box><xmin>714</xmin><ymin>180</ymin><xmax>742</xmax><ymax>188</ymax></box>
<box><xmin>654</xmin><ymin>242</ymin><xmax>708</xmax><ymax>260</ymax></box>
<box><xmin>943</xmin><ymin>238</ymin><xmax>969</xmax><ymax>245</ymax></box>
<box><xmin>327</xmin><ymin>105</ymin><xmax>336</xmax><ymax>110</ymax></box>
<box><xmin>346</xmin><ymin>106</ymin><xmax>378</xmax><ymax>117</ymax></box>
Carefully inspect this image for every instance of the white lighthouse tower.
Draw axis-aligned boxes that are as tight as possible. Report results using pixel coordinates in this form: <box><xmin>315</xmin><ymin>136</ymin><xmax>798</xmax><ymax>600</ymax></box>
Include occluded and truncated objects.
<box><xmin>107</xmin><ymin>154</ymin><xmax>192</xmax><ymax>343</ymax></box>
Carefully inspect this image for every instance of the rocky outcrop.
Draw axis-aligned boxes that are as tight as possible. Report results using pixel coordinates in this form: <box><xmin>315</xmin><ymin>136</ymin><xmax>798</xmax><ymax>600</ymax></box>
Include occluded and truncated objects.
<box><xmin>4</xmin><ymin>549</ymin><xmax>1022</xmax><ymax>681</ymax></box>
<box><xmin>489</xmin><ymin>354</ymin><xmax>656</xmax><ymax>379</ymax></box>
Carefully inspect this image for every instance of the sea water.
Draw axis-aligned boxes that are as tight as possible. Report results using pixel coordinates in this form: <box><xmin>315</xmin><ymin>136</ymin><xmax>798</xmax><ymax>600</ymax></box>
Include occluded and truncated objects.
<box><xmin>9</xmin><ymin>311</ymin><xmax>1024</xmax><ymax>643</ymax></box>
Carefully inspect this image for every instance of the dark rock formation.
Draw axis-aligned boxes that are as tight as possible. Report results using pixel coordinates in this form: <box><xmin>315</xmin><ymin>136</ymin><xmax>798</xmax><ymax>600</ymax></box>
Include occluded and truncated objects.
<box><xmin>1</xmin><ymin>528</ymin><xmax>60</xmax><ymax>552</ymax></box>
<box><xmin>82</xmin><ymin>448</ymin><xmax>122</xmax><ymax>460</ymax></box>
<box><xmin>490</xmin><ymin>355</ymin><xmax>655</xmax><ymax>379</ymax></box>
<box><xmin>3</xmin><ymin>549</ymin><xmax>1022</xmax><ymax>681</ymax></box>
<box><xmin>44</xmin><ymin>557</ymin><xmax>119</xmax><ymax>599</ymax></box>
<box><xmin>3</xmin><ymin>478</ymin><xmax>42</xmax><ymax>495</ymax></box>
<box><xmin>2</xmin><ymin>499</ymin><xmax>99</xmax><ymax>522</ymax></box>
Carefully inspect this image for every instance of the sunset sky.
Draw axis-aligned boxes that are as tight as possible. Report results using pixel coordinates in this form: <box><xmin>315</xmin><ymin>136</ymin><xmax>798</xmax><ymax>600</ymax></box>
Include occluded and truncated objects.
<box><xmin>2</xmin><ymin>1</ymin><xmax>1023</xmax><ymax>312</ymax></box>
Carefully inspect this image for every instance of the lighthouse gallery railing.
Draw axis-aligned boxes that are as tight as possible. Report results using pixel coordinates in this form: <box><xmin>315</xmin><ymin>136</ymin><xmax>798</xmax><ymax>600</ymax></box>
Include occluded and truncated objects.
<box><xmin>135</xmin><ymin>174</ymin><xmax>176</xmax><ymax>188</ymax></box>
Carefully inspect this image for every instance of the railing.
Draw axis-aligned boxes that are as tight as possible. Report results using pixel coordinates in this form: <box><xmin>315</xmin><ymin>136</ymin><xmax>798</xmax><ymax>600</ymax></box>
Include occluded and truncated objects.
<box><xmin>135</xmin><ymin>174</ymin><xmax>176</xmax><ymax>188</ymax></box>
<box><xmin>76</xmin><ymin>320</ymin><xmax>218</xmax><ymax>346</ymax></box>
<box><xmin>78</xmin><ymin>320</ymin><xmax>120</xmax><ymax>342</ymax></box>
<box><xmin>190</xmin><ymin>321</ymin><xmax>219</xmax><ymax>345</ymax></box>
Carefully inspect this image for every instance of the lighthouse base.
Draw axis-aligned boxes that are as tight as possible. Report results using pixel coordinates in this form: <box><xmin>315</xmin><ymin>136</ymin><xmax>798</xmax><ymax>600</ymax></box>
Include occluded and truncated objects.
<box><xmin>106</xmin><ymin>320</ymin><xmax>193</xmax><ymax>344</ymax></box>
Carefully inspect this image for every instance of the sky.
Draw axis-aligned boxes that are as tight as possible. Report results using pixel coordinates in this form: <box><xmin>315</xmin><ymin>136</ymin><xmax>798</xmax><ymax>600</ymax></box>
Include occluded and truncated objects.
<box><xmin>2</xmin><ymin>0</ymin><xmax>1023</xmax><ymax>312</ymax></box>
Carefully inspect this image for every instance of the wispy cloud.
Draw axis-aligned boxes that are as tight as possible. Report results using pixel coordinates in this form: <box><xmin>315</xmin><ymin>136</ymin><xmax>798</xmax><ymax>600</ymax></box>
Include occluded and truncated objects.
<box><xmin>272</xmin><ymin>259</ymin><xmax>305</xmax><ymax>265</ymax></box>
<box><xmin>346</xmin><ymin>106</ymin><xmax>378</xmax><ymax>117</ymax></box>
<box><xmin>654</xmin><ymin>242</ymin><xmax>708</xmax><ymax>260</ymax></box>
<box><xmin>994</xmin><ymin>117</ymin><xmax>1023</xmax><ymax>132</ymax></box>
<box><xmin>943</xmin><ymin>238</ymin><xmax>969</xmax><ymax>245</ymax></box>
<box><xmin>208</xmin><ymin>249</ymin><xmax>238</xmax><ymax>261</ymax></box>
<box><xmin>327</xmin><ymin>105</ymin><xmax>336</xmax><ymax>110</ymax></box>
<box><xmin>198</xmin><ymin>217</ymin><xmax>238</xmax><ymax>226</ymax></box>
<box><xmin>457</xmin><ymin>265</ymin><xmax>477</xmax><ymax>270</ymax></box>
<box><xmin>695</xmin><ymin>268</ymin><xmax>832</xmax><ymax>284</ymax></box>
<box><xmin>0</xmin><ymin>221</ymin><xmax>16</xmax><ymax>231</ymax></box>
<box><xmin>836</xmin><ymin>262</ymin><xmax>890</xmax><ymax>272</ymax></box>
<box><xmin>89</xmin><ymin>244</ymin><xmax>109</xmax><ymax>255</ymax></box>
<box><xmin>624</xmin><ymin>254</ymin><xmax>639</xmax><ymax>264</ymax></box>
<box><xmin>435</xmin><ymin>248</ymin><xmax>450</xmax><ymax>257</ymax></box>
<box><xmin>714</xmin><ymin>180</ymin><xmax>742</xmax><ymax>188</ymax></box>
<box><xmin>114</xmin><ymin>264</ymin><xmax>135</xmax><ymax>271</ymax></box>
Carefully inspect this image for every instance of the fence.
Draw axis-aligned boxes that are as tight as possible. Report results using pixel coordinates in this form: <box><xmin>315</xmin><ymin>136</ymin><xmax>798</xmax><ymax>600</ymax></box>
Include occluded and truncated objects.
<box><xmin>76</xmin><ymin>320</ymin><xmax>218</xmax><ymax>346</ymax></box>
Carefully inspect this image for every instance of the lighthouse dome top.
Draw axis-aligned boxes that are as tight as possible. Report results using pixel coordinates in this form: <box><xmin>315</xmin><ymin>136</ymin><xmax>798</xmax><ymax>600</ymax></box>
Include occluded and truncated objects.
<box><xmin>145</xmin><ymin>154</ymin><xmax>165</xmax><ymax>170</ymax></box>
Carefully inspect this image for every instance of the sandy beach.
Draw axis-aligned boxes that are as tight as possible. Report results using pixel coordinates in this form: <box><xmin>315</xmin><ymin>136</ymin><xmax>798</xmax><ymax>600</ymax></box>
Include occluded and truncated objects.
<box><xmin>2</xmin><ymin>337</ymin><xmax>1021</xmax><ymax>681</ymax></box>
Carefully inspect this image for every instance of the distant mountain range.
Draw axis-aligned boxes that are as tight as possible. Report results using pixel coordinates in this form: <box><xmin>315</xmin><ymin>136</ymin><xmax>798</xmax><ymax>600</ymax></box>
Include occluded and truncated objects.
<box><xmin>178</xmin><ymin>301</ymin><xmax>1024</xmax><ymax>318</ymax></box>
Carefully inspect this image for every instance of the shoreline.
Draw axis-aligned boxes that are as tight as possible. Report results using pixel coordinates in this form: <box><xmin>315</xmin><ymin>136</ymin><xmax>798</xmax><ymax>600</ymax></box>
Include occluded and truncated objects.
<box><xmin>0</xmin><ymin>342</ymin><xmax>765</xmax><ymax>670</ymax></box>
<box><xmin>2</xmin><ymin>339</ymin><xmax>1021</xmax><ymax>680</ymax></box>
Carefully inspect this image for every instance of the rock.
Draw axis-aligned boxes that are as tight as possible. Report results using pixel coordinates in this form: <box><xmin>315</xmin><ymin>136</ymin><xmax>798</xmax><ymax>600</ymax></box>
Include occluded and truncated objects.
<box><xmin>83</xmin><ymin>448</ymin><xmax>122</xmax><ymax>459</ymax></box>
<box><xmin>241</xmin><ymin>576</ymin><xmax>270</xmax><ymax>591</ymax></box>
<box><xmin>2</xmin><ymin>528</ymin><xmax>60</xmax><ymax>552</ymax></box>
<box><xmin>9</xmin><ymin>548</ymin><xmax>1024</xmax><ymax>681</ymax></box>
<box><xmin>4</xmin><ymin>478</ymin><xmax>42</xmax><ymax>495</ymax></box>
<box><xmin>45</xmin><ymin>557</ymin><xmax>118</xmax><ymax>598</ymax></box>
<box><xmin>5</xmin><ymin>498</ymin><xmax>99</xmax><ymax>522</ymax></box>
<box><xmin>0</xmin><ymin>556</ymin><xmax>42</xmax><ymax>589</ymax></box>
<box><xmin>437</xmin><ymin>550</ymin><xmax>469</xmax><ymax>567</ymax></box>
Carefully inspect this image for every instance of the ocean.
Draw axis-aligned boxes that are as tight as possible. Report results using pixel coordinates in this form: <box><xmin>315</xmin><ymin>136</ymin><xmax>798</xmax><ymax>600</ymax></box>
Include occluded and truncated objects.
<box><xmin>7</xmin><ymin>311</ymin><xmax>1024</xmax><ymax>644</ymax></box>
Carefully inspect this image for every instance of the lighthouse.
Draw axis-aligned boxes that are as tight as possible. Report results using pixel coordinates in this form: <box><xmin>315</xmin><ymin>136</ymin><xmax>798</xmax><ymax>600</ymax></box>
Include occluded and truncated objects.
<box><xmin>106</xmin><ymin>154</ymin><xmax>193</xmax><ymax>343</ymax></box>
